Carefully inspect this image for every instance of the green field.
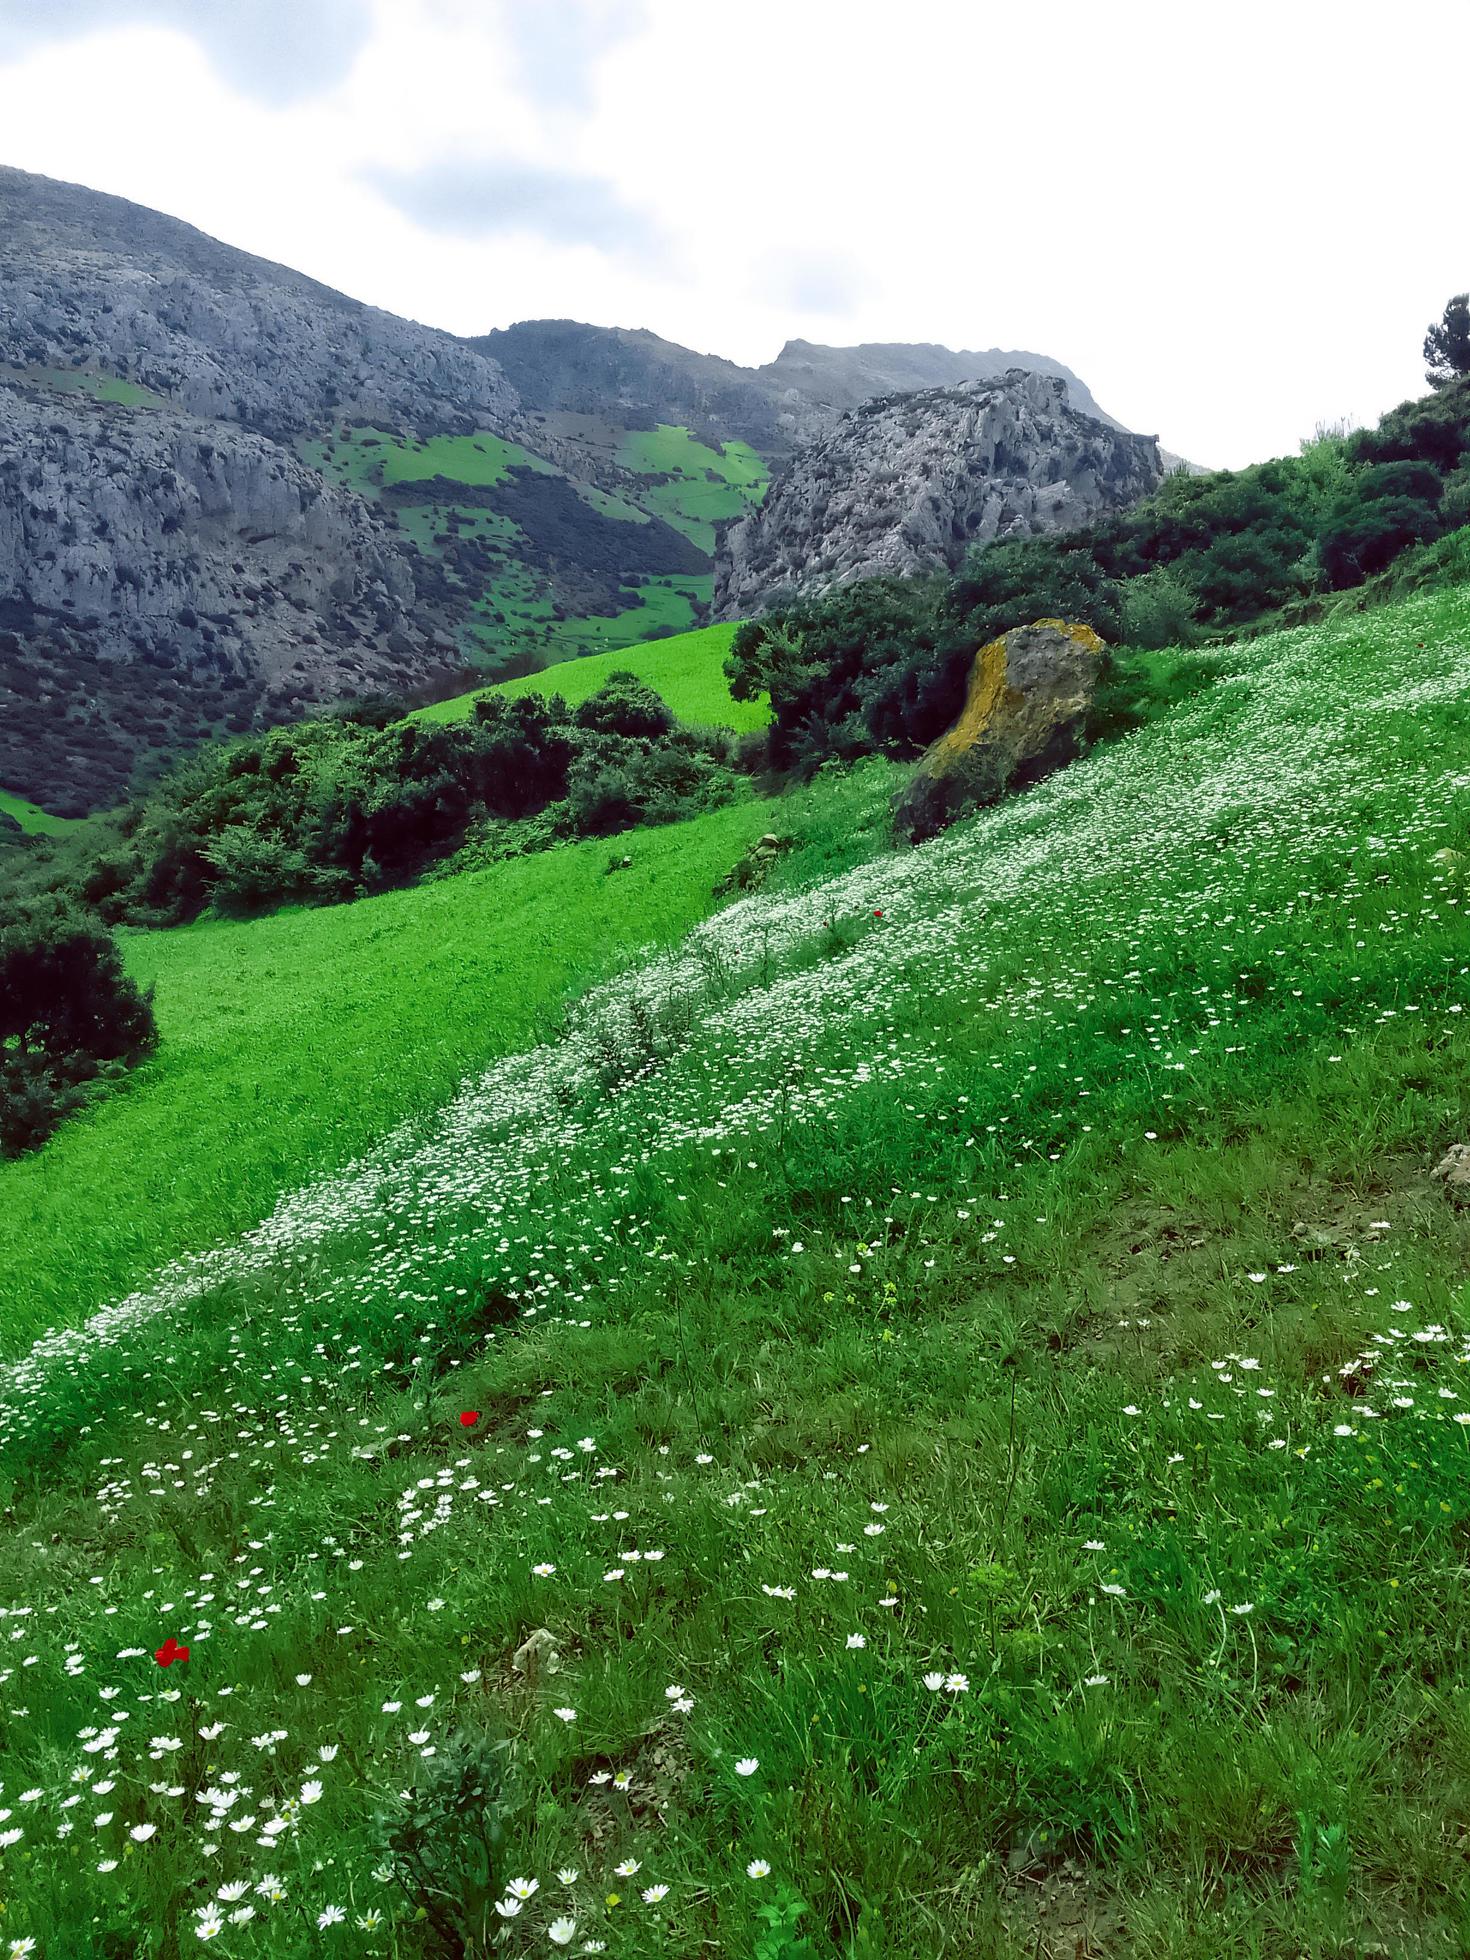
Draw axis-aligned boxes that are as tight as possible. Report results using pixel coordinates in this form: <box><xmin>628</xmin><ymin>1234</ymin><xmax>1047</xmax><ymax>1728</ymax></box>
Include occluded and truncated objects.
<box><xmin>5</xmin><ymin>588</ymin><xmax>1470</xmax><ymax>1955</ymax></box>
<box><xmin>417</xmin><ymin>622</ymin><xmax>769</xmax><ymax>731</ymax></box>
<box><xmin>0</xmin><ymin>784</ymin><xmax>82</xmax><ymax>835</ymax></box>
<box><xmin>298</xmin><ymin>426</ymin><xmax>554</xmax><ymax>495</ymax></box>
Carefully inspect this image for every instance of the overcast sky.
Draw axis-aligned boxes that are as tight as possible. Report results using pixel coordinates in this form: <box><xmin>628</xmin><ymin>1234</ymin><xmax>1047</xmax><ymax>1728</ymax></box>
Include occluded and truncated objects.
<box><xmin>0</xmin><ymin>0</ymin><xmax>1464</xmax><ymax>468</ymax></box>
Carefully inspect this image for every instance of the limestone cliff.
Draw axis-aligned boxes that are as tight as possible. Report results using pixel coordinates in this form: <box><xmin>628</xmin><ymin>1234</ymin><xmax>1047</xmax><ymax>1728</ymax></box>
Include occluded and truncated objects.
<box><xmin>0</xmin><ymin>384</ymin><xmax>452</xmax><ymax>814</ymax></box>
<box><xmin>713</xmin><ymin>372</ymin><xmax>1162</xmax><ymax>620</ymax></box>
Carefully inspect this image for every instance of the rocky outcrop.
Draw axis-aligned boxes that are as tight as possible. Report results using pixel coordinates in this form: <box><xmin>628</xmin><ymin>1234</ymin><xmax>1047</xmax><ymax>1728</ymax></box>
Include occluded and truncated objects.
<box><xmin>713</xmin><ymin>372</ymin><xmax>1162</xmax><ymax>620</ymax></box>
<box><xmin>0</xmin><ymin>383</ymin><xmax>455</xmax><ymax>812</ymax></box>
<box><xmin>893</xmin><ymin>619</ymin><xmax>1106</xmax><ymax>840</ymax></box>
<box><xmin>1432</xmin><ymin>1143</ymin><xmax>1470</xmax><ymax>1204</ymax></box>
<box><xmin>757</xmin><ymin>338</ymin><xmax>1117</xmax><ymax>435</ymax></box>
<box><xmin>0</xmin><ymin>166</ymin><xmax>519</xmax><ymax>440</ymax></box>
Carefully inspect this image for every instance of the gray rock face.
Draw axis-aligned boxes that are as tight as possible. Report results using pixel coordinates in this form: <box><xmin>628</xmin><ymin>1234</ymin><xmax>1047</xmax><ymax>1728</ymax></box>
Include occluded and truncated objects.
<box><xmin>0</xmin><ymin>165</ymin><xmax>519</xmax><ymax>439</ymax></box>
<box><xmin>0</xmin><ymin>384</ymin><xmax>455</xmax><ymax>810</ymax></box>
<box><xmin>713</xmin><ymin>371</ymin><xmax>1163</xmax><ymax>620</ymax></box>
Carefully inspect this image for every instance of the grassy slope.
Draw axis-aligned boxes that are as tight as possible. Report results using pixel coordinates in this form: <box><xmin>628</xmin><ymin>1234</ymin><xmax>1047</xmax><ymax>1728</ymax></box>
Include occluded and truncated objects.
<box><xmin>5</xmin><ymin>363</ymin><xmax>170</xmax><ymax>408</ymax></box>
<box><xmin>4</xmin><ymin>590</ymin><xmax>1470</xmax><ymax>1956</ymax></box>
<box><xmin>0</xmin><ymin>767</ymin><xmax>893</xmax><ymax>1340</ymax></box>
<box><xmin>297</xmin><ymin>427</ymin><xmax>554</xmax><ymax>494</ymax></box>
<box><xmin>0</xmin><ymin>785</ymin><xmax>81</xmax><ymax>836</ymax></box>
<box><xmin>414</xmin><ymin>621</ymin><xmax>770</xmax><ymax>731</ymax></box>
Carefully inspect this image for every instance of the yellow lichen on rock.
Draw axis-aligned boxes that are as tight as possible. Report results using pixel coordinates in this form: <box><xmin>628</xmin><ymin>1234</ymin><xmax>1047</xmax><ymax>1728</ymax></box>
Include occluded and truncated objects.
<box><xmin>932</xmin><ymin>633</ymin><xmax>1013</xmax><ymax>760</ymax></box>
<box><xmin>893</xmin><ymin>617</ymin><xmax>1109</xmax><ymax>841</ymax></box>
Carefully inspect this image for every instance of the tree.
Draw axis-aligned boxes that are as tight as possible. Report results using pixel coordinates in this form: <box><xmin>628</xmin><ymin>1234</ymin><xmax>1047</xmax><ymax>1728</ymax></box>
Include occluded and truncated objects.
<box><xmin>0</xmin><ymin>899</ymin><xmax>157</xmax><ymax>1154</ymax></box>
<box><xmin>1424</xmin><ymin>294</ymin><xmax>1470</xmax><ymax>390</ymax></box>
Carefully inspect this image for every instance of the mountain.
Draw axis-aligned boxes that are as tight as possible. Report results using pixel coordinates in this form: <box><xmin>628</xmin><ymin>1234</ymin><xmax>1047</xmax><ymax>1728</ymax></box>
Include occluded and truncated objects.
<box><xmin>0</xmin><ymin>382</ymin><xmax>447</xmax><ymax>812</ymax></box>
<box><xmin>714</xmin><ymin>371</ymin><xmax>1163</xmax><ymax>619</ymax></box>
<box><xmin>0</xmin><ymin>169</ymin><xmax>730</xmax><ymax>813</ymax></box>
<box><xmin>0</xmin><ymin>165</ymin><xmax>1164</xmax><ymax>816</ymax></box>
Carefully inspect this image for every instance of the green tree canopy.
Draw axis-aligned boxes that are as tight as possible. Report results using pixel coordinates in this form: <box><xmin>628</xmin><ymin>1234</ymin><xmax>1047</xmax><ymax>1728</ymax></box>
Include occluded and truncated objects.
<box><xmin>1424</xmin><ymin>294</ymin><xmax>1470</xmax><ymax>390</ymax></box>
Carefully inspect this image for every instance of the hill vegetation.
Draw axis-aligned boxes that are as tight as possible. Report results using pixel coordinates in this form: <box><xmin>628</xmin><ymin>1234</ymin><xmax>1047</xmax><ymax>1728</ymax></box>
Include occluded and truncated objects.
<box><xmin>299</xmin><ymin>421</ymin><xmax>747</xmax><ymax>678</ymax></box>
<box><xmin>729</xmin><ymin>378</ymin><xmax>1470</xmax><ymax>771</ymax></box>
<box><xmin>13</xmin><ymin>679</ymin><xmax>745</xmax><ymax>927</ymax></box>
<box><xmin>0</xmin><ymin>765</ymin><xmax>900</xmax><ymax>1338</ymax></box>
<box><xmin>0</xmin><ymin>581</ymin><xmax>1467</xmax><ymax>1956</ymax></box>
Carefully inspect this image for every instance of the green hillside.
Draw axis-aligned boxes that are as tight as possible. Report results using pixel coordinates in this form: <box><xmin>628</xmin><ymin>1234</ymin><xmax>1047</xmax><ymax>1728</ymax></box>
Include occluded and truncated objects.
<box><xmin>3</xmin><ymin>587</ymin><xmax>1469</xmax><ymax>1954</ymax></box>
<box><xmin>415</xmin><ymin>621</ymin><xmax>770</xmax><ymax>731</ymax></box>
<box><xmin>616</xmin><ymin>423</ymin><xmax>769</xmax><ymax>553</ymax></box>
<box><xmin>0</xmin><ymin>765</ymin><xmax>894</xmax><ymax>1339</ymax></box>
<box><xmin>0</xmin><ymin>784</ymin><xmax>81</xmax><ymax>836</ymax></box>
<box><xmin>302</xmin><ymin>420</ymin><xmax>767</xmax><ymax>680</ymax></box>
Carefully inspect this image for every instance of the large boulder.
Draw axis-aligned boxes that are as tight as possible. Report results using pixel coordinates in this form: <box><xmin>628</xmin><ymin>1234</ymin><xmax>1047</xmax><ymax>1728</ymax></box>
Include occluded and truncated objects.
<box><xmin>894</xmin><ymin>618</ymin><xmax>1106</xmax><ymax>841</ymax></box>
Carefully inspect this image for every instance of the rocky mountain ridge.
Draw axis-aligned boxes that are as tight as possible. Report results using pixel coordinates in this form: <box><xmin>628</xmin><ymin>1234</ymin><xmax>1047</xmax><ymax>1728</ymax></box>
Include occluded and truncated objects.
<box><xmin>479</xmin><ymin>319</ymin><xmax>1116</xmax><ymax>460</ymax></box>
<box><xmin>0</xmin><ymin>164</ymin><xmax>1165</xmax><ymax>816</ymax></box>
<box><xmin>714</xmin><ymin>372</ymin><xmax>1163</xmax><ymax>619</ymax></box>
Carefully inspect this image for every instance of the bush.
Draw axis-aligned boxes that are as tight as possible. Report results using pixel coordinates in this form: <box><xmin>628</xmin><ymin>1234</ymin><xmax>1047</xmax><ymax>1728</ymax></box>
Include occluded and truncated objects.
<box><xmin>572</xmin><ymin>672</ymin><xmax>676</xmax><ymax>741</ymax></box>
<box><xmin>22</xmin><ymin>677</ymin><xmax>740</xmax><ymax>926</ymax></box>
<box><xmin>947</xmin><ymin>535</ymin><xmax>1123</xmax><ymax>644</ymax></box>
<box><xmin>1318</xmin><ymin>463</ymin><xmax>1444</xmax><ymax>590</ymax></box>
<box><xmin>566</xmin><ymin>731</ymin><xmax>735</xmax><ymax>834</ymax></box>
<box><xmin>1119</xmin><ymin>567</ymin><xmax>1201</xmax><ymax>649</ymax></box>
<box><xmin>1443</xmin><ymin>467</ymin><xmax>1470</xmax><ymax>532</ymax></box>
<box><xmin>0</xmin><ymin>898</ymin><xmax>157</xmax><ymax>1153</ymax></box>
<box><xmin>727</xmin><ymin>576</ymin><xmax>973</xmax><ymax>770</ymax></box>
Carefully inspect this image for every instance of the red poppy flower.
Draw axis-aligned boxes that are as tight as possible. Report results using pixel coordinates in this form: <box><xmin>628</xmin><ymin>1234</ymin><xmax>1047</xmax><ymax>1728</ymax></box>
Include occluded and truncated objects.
<box><xmin>154</xmin><ymin>1637</ymin><xmax>189</xmax><ymax>1667</ymax></box>
<box><xmin>873</xmin><ymin>909</ymin><xmax>884</xmax><ymax>919</ymax></box>
<box><xmin>459</xmin><ymin>1410</ymin><xmax>480</xmax><ymax>1427</ymax></box>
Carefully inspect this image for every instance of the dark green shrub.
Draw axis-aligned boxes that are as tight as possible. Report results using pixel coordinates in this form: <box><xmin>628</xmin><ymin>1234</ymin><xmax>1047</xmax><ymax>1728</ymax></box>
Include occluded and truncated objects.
<box><xmin>573</xmin><ymin>671</ymin><xmax>676</xmax><ymax>740</ymax></box>
<box><xmin>1</xmin><ymin>898</ymin><xmax>157</xmax><ymax>1154</ymax></box>
<box><xmin>1119</xmin><ymin>567</ymin><xmax>1201</xmax><ymax>649</ymax></box>
<box><xmin>372</xmin><ymin>1729</ymin><xmax>519</xmax><ymax>1957</ymax></box>
<box><xmin>727</xmin><ymin>576</ymin><xmax>973</xmax><ymax>770</ymax></box>
<box><xmin>947</xmin><ymin>535</ymin><xmax>1124</xmax><ymax>644</ymax></box>
<box><xmin>1318</xmin><ymin>463</ymin><xmax>1444</xmax><ymax>590</ymax></box>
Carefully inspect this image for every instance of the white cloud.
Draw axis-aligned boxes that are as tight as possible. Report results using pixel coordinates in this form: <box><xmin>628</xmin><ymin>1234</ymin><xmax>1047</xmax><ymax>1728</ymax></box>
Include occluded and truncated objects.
<box><xmin>362</xmin><ymin>155</ymin><xmax>671</xmax><ymax>265</ymax></box>
<box><xmin>0</xmin><ymin>0</ymin><xmax>1464</xmax><ymax>466</ymax></box>
<box><xmin>0</xmin><ymin>0</ymin><xmax>374</xmax><ymax>103</ymax></box>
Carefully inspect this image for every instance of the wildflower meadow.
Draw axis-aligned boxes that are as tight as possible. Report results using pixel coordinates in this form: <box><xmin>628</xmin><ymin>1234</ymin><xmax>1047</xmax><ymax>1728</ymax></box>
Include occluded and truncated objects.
<box><xmin>2</xmin><ymin>586</ymin><xmax>1469</xmax><ymax>1955</ymax></box>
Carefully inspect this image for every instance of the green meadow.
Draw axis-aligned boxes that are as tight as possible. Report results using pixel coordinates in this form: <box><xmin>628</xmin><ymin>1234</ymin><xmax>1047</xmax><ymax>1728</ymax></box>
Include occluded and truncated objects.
<box><xmin>0</xmin><ymin>766</ymin><xmax>893</xmax><ymax>1344</ymax></box>
<box><xmin>0</xmin><ymin>785</ymin><xmax>81</xmax><ymax>836</ymax></box>
<box><xmin>416</xmin><ymin>621</ymin><xmax>770</xmax><ymax>732</ymax></box>
<box><xmin>3</xmin><ymin>589</ymin><xmax>1469</xmax><ymax>1956</ymax></box>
